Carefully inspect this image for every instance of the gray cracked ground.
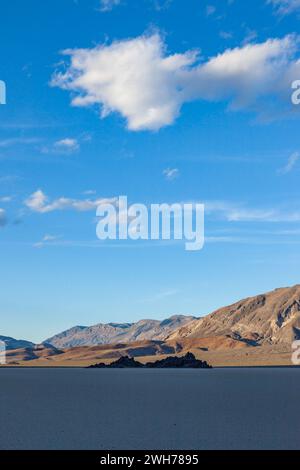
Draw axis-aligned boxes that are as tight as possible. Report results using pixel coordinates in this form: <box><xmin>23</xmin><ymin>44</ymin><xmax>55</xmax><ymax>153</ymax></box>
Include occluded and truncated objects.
<box><xmin>0</xmin><ymin>368</ymin><xmax>299</xmax><ymax>450</ymax></box>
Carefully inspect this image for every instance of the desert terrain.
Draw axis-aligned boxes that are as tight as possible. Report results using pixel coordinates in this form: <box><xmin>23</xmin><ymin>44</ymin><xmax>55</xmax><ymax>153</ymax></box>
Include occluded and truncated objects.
<box><xmin>2</xmin><ymin>285</ymin><xmax>300</xmax><ymax>367</ymax></box>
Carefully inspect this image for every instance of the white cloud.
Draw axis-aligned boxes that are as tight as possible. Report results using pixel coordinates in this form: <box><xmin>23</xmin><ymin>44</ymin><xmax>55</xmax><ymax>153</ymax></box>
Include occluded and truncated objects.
<box><xmin>25</xmin><ymin>189</ymin><xmax>116</xmax><ymax>214</ymax></box>
<box><xmin>34</xmin><ymin>234</ymin><xmax>62</xmax><ymax>248</ymax></box>
<box><xmin>0</xmin><ymin>209</ymin><xmax>7</xmax><ymax>227</ymax></box>
<box><xmin>278</xmin><ymin>151</ymin><xmax>300</xmax><ymax>174</ymax></box>
<box><xmin>25</xmin><ymin>190</ymin><xmax>47</xmax><ymax>212</ymax></box>
<box><xmin>163</xmin><ymin>168</ymin><xmax>179</xmax><ymax>181</ymax></box>
<box><xmin>52</xmin><ymin>33</ymin><xmax>300</xmax><ymax>131</ymax></box>
<box><xmin>99</xmin><ymin>0</ymin><xmax>120</xmax><ymax>12</ymax></box>
<box><xmin>268</xmin><ymin>0</ymin><xmax>300</xmax><ymax>15</ymax></box>
<box><xmin>52</xmin><ymin>34</ymin><xmax>195</xmax><ymax>131</ymax></box>
<box><xmin>54</xmin><ymin>138</ymin><xmax>79</xmax><ymax>152</ymax></box>
<box><xmin>42</xmin><ymin>137</ymin><xmax>85</xmax><ymax>155</ymax></box>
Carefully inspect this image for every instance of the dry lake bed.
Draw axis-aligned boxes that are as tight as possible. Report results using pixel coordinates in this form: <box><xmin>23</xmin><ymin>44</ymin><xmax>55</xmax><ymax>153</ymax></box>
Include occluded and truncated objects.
<box><xmin>0</xmin><ymin>368</ymin><xmax>299</xmax><ymax>450</ymax></box>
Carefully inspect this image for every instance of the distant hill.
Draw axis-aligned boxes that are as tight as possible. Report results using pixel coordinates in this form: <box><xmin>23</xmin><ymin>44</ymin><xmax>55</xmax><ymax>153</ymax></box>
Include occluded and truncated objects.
<box><xmin>44</xmin><ymin>315</ymin><xmax>196</xmax><ymax>349</ymax></box>
<box><xmin>0</xmin><ymin>335</ymin><xmax>35</xmax><ymax>351</ymax></box>
<box><xmin>5</xmin><ymin>343</ymin><xmax>63</xmax><ymax>363</ymax></box>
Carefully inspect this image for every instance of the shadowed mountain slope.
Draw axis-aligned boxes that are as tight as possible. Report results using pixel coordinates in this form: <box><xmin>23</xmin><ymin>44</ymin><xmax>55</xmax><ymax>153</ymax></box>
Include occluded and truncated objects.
<box><xmin>0</xmin><ymin>336</ymin><xmax>35</xmax><ymax>351</ymax></box>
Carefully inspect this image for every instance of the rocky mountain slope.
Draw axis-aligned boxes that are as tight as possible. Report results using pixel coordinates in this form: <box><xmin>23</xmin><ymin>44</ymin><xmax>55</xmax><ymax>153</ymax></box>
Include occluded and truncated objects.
<box><xmin>168</xmin><ymin>285</ymin><xmax>300</xmax><ymax>346</ymax></box>
<box><xmin>45</xmin><ymin>315</ymin><xmax>196</xmax><ymax>348</ymax></box>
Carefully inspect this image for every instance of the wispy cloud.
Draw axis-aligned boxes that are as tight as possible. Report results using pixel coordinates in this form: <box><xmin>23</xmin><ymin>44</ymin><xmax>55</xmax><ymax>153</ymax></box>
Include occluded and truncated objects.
<box><xmin>99</xmin><ymin>0</ymin><xmax>121</xmax><ymax>12</ymax></box>
<box><xmin>34</xmin><ymin>234</ymin><xmax>62</xmax><ymax>248</ymax></box>
<box><xmin>42</xmin><ymin>137</ymin><xmax>80</xmax><ymax>155</ymax></box>
<box><xmin>82</xmin><ymin>189</ymin><xmax>97</xmax><ymax>196</ymax></box>
<box><xmin>23</xmin><ymin>190</ymin><xmax>300</xmax><ymax>224</ymax></box>
<box><xmin>206</xmin><ymin>200</ymin><xmax>300</xmax><ymax>222</ymax></box>
<box><xmin>152</xmin><ymin>0</ymin><xmax>173</xmax><ymax>11</ymax></box>
<box><xmin>219</xmin><ymin>31</ymin><xmax>233</xmax><ymax>40</ymax></box>
<box><xmin>278</xmin><ymin>151</ymin><xmax>300</xmax><ymax>174</ymax></box>
<box><xmin>0</xmin><ymin>196</ymin><xmax>12</xmax><ymax>203</ymax></box>
<box><xmin>142</xmin><ymin>288</ymin><xmax>179</xmax><ymax>303</ymax></box>
<box><xmin>0</xmin><ymin>137</ymin><xmax>40</xmax><ymax>148</ymax></box>
<box><xmin>25</xmin><ymin>189</ymin><xmax>116</xmax><ymax>213</ymax></box>
<box><xmin>52</xmin><ymin>33</ymin><xmax>300</xmax><ymax>131</ymax></box>
<box><xmin>242</xmin><ymin>29</ymin><xmax>258</xmax><ymax>45</ymax></box>
<box><xmin>163</xmin><ymin>168</ymin><xmax>179</xmax><ymax>181</ymax></box>
<box><xmin>206</xmin><ymin>5</ymin><xmax>216</xmax><ymax>16</ymax></box>
<box><xmin>268</xmin><ymin>0</ymin><xmax>300</xmax><ymax>15</ymax></box>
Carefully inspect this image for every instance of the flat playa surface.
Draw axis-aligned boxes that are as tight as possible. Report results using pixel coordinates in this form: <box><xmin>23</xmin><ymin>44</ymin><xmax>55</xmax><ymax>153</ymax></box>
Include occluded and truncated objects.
<box><xmin>0</xmin><ymin>368</ymin><xmax>299</xmax><ymax>450</ymax></box>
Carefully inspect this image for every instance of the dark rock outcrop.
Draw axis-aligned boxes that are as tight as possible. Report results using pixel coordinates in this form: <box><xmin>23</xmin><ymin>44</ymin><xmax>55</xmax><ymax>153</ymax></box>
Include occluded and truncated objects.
<box><xmin>88</xmin><ymin>352</ymin><xmax>211</xmax><ymax>369</ymax></box>
<box><xmin>145</xmin><ymin>352</ymin><xmax>211</xmax><ymax>368</ymax></box>
<box><xmin>89</xmin><ymin>356</ymin><xmax>144</xmax><ymax>368</ymax></box>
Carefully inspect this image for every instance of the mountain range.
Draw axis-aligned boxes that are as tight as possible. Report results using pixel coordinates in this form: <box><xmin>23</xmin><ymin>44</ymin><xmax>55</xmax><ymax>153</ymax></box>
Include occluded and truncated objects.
<box><xmin>1</xmin><ymin>284</ymin><xmax>300</xmax><ymax>366</ymax></box>
<box><xmin>44</xmin><ymin>284</ymin><xmax>300</xmax><ymax>349</ymax></box>
<box><xmin>44</xmin><ymin>315</ymin><xmax>196</xmax><ymax>348</ymax></box>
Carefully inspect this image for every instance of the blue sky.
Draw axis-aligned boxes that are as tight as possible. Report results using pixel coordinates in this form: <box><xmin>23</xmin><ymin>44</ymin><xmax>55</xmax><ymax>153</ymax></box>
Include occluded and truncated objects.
<box><xmin>1</xmin><ymin>0</ymin><xmax>300</xmax><ymax>342</ymax></box>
